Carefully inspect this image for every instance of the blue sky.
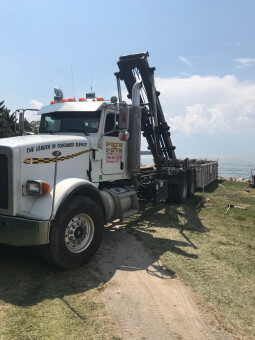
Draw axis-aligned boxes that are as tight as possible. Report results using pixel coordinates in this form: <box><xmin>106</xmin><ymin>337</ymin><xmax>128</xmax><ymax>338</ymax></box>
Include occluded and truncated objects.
<box><xmin>1</xmin><ymin>0</ymin><xmax>255</xmax><ymax>155</ymax></box>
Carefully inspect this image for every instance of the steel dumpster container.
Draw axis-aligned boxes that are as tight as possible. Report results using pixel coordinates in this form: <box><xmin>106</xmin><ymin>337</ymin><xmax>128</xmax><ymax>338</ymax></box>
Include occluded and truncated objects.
<box><xmin>190</xmin><ymin>161</ymin><xmax>218</xmax><ymax>189</ymax></box>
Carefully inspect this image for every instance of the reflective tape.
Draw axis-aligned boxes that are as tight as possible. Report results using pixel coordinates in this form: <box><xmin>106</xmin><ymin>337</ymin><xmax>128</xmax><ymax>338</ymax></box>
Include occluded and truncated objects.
<box><xmin>23</xmin><ymin>149</ymin><xmax>91</xmax><ymax>165</ymax></box>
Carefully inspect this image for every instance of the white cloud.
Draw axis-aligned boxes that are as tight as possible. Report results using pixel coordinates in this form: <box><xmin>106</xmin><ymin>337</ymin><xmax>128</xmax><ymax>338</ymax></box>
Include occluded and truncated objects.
<box><xmin>30</xmin><ymin>99</ymin><xmax>43</xmax><ymax>110</ymax></box>
<box><xmin>24</xmin><ymin>100</ymin><xmax>43</xmax><ymax>122</ymax></box>
<box><xmin>235</xmin><ymin>58</ymin><xmax>255</xmax><ymax>68</ymax></box>
<box><xmin>178</xmin><ymin>55</ymin><xmax>192</xmax><ymax>66</ymax></box>
<box><xmin>180</xmin><ymin>72</ymin><xmax>192</xmax><ymax>77</ymax></box>
<box><xmin>155</xmin><ymin>75</ymin><xmax>255</xmax><ymax>135</ymax></box>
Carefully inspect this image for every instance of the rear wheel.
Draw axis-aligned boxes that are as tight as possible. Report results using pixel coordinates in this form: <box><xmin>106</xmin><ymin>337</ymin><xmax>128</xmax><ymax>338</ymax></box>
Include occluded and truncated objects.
<box><xmin>173</xmin><ymin>179</ymin><xmax>187</xmax><ymax>204</ymax></box>
<box><xmin>166</xmin><ymin>184</ymin><xmax>174</xmax><ymax>202</ymax></box>
<box><xmin>41</xmin><ymin>197</ymin><xmax>104</xmax><ymax>269</ymax></box>
<box><xmin>187</xmin><ymin>170</ymin><xmax>196</xmax><ymax>197</ymax></box>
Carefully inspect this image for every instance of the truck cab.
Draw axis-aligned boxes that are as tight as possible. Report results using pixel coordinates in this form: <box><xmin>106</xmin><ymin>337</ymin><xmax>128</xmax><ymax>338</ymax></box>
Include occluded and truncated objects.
<box><xmin>39</xmin><ymin>98</ymin><xmax>129</xmax><ymax>183</ymax></box>
<box><xmin>0</xmin><ymin>89</ymin><xmax>140</xmax><ymax>268</ymax></box>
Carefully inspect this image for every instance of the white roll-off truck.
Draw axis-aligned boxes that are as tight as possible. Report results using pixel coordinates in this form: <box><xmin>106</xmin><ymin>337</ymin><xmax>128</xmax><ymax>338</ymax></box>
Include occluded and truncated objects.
<box><xmin>0</xmin><ymin>53</ymin><xmax>196</xmax><ymax>268</ymax></box>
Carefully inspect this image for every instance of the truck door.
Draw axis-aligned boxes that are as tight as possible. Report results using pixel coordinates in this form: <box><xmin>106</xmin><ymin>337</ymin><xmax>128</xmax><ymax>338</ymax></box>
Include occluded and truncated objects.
<box><xmin>102</xmin><ymin>111</ymin><xmax>126</xmax><ymax>175</ymax></box>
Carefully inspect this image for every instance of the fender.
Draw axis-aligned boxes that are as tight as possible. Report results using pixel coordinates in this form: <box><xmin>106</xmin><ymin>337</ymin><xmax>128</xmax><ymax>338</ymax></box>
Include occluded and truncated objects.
<box><xmin>29</xmin><ymin>178</ymin><xmax>106</xmax><ymax>222</ymax></box>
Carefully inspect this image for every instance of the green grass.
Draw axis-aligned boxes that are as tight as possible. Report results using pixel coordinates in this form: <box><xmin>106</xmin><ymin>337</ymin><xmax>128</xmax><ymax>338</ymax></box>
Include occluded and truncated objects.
<box><xmin>125</xmin><ymin>180</ymin><xmax>255</xmax><ymax>339</ymax></box>
<box><xmin>0</xmin><ymin>246</ymin><xmax>120</xmax><ymax>340</ymax></box>
<box><xmin>0</xmin><ymin>180</ymin><xmax>254</xmax><ymax>339</ymax></box>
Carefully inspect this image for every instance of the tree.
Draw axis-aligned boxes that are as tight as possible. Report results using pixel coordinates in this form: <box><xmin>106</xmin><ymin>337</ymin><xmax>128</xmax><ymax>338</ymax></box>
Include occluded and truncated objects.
<box><xmin>0</xmin><ymin>101</ymin><xmax>15</xmax><ymax>138</ymax></box>
<box><xmin>0</xmin><ymin>101</ymin><xmax>40</xmax><ymax>137</ymax></box>
<box><xmin>29</xmin><ymin>121</ymin><xmax>40</xmax><ymax>134</ymax></box>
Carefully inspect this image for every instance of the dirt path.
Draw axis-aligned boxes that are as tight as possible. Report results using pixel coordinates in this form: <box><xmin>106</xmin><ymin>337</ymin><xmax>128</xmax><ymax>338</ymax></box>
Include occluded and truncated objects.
<box><xmin>96</xmin><ymin>225</ymin><xmax>233</xmax><ymax>340</ymax></box>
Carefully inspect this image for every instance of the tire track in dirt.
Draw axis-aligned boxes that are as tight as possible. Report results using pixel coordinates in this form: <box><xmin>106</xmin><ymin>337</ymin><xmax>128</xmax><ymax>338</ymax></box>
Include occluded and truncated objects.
<box><xmin>96</xmin><ymin>226</ymin><xmax>233</xmax><ymax>340</ymax></box>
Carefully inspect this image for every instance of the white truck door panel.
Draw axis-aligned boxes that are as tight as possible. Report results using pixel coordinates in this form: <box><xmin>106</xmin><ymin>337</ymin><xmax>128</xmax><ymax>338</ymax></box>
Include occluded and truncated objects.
<box><xmin>102</xmin><ymin>136</ymin><xmax>126</xmax><ymax>175</ymax></box>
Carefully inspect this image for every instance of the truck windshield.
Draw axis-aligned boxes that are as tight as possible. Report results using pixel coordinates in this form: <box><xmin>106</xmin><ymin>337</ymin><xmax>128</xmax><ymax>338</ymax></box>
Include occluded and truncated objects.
<box><xmin>39</xmin><ymin>111</ymin><xmax>101</xmax><ymax>134</ymax></box>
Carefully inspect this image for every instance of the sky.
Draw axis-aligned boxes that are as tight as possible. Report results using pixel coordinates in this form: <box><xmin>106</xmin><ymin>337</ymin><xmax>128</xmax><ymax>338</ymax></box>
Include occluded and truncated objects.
<box><xmin>1</xmin><ymin>0</ymin><xmax>255</xmax><ymax>156</ymax></box>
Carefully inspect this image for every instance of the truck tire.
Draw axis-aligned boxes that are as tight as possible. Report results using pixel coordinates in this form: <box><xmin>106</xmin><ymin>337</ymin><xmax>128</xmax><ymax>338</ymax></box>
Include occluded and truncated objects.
<box><xmin>41</xmin><ymin>197</ymin><xmax>104</xmax><ymax>269</ymax></box>
<box><xmin>187</xmin><ymin>170</ymin><xmax>196</xmax><ymax>197</ymax></box>
<box><xmin>173</xmin><ymin>179</ymin><xmax>187</xmax><ymax>204</ymax></box>
<box><xmin>166</xmin><ymin>184</ymin><xmax>174</xmax><ymax>202</ymax></box>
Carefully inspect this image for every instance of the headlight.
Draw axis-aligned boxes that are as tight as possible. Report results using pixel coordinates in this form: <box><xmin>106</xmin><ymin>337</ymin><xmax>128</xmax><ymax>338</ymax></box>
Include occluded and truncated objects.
<box><xmin>25</xmin><ymin>180</ymin><xmax>51</xmax><ymax>196</ymax></box>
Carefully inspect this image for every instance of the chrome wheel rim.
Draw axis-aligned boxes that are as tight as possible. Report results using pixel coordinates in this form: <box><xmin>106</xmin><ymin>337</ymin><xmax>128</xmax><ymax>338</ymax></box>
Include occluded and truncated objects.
<box><xmin>65</xmin><ymin>214</ymin><xmax>94</xmax><ymax>253</ymax></box>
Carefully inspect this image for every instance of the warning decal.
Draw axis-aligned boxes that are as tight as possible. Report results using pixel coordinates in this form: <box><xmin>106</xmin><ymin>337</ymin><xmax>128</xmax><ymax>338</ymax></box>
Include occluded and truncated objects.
<box><xmin>23</xmin><ymin>149</ymin><xmax>90</xmax><ymax>165</ymax></box>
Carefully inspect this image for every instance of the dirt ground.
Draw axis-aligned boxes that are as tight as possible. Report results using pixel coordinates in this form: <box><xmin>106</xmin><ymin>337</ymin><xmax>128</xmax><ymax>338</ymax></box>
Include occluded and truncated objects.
<box><xmin>96</xmin><ymin>225</ymin><xmax>234</xmax><ymax>340</ymax></box>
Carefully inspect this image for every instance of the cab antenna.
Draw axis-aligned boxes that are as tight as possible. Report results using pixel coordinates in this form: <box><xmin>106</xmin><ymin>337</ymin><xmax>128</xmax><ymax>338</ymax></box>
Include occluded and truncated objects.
<box><xmin>91</xmin><ymin>72</ymin><xmax>93</xmax><ymax>91</ymax></box>
<box><xmin>71</xmin><ymin>63</ymin><xmax>76</xmax><ymax>99</ymax></box>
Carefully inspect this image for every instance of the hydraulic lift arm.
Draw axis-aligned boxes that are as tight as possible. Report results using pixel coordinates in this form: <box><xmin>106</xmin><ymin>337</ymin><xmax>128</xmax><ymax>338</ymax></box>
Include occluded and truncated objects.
<box><xmin>116</xmin><ymin>52</ymin><xmax>177</xmax><ymax>172</ymax></box>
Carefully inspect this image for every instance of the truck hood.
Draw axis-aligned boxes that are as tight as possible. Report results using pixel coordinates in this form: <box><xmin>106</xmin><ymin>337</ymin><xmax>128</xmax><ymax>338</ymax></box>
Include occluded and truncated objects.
<box><xmin>0</xmin><ymin>134</ymin><xmax>89</xmax><ymax>150</ymax></box>
<box><xmin>0</xmin><ymin>134</ymin><xmax>91</xmax><ymax>219</ymax></box>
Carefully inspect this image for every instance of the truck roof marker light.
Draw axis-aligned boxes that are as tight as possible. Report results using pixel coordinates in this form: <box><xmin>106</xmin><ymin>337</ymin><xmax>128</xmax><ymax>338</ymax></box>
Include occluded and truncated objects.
<box><xmin>50</xmin><ymin>101</ymin><xmax>56</xmax><ymax>104</ymax></box>
<box><xmin>68</xmin><ymin>98</ymin><xmax>74</xmax><ymax>102</ymax></box>
<box><xmin>42</xmin><ymin>182</ymin><xmax>51</xmax><ymax>195</ymax></box>
<box><xmin>79</xmin><ymin>98</ymin><xmax>86</xmax><ymax>102</ymax></box>
<box><xmin>97</xmin><ymin>97</ymin><xmax>103</xmax><ymax>101</ymax></box>
<box><xmin>61</xmin><ymin>99</ymin><xmax>67</xmax><ymax>102</ymax></box>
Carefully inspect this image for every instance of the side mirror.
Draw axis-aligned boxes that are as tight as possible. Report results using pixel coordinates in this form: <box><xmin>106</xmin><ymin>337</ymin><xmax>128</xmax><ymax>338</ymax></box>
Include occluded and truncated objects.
<box><xmin>110</xmin><ymin>96</ymin><xmax>118</xmax><ymax>104</ymax></box>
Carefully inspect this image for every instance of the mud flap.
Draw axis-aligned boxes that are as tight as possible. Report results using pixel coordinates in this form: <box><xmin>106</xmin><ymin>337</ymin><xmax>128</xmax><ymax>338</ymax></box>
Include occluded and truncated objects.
<box><xmin>155</xmin><ymin>180</ymin><xmax>168</xmax><ymax>204</ymax></box>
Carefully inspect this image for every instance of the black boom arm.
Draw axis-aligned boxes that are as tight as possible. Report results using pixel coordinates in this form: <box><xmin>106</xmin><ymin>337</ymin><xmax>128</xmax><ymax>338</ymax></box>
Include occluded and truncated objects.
<box><xmin>116</xmin><ymin>52</ymin><xmax>176</xmax><ymax>170</ymax></box>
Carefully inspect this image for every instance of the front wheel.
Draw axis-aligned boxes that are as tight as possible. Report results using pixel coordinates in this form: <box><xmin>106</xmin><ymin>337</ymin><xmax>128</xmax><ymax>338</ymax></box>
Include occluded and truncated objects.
<box><xmin>41</xmin><ymin>197</ymin><xmax>104</xmax><ymax>269</ymax></box>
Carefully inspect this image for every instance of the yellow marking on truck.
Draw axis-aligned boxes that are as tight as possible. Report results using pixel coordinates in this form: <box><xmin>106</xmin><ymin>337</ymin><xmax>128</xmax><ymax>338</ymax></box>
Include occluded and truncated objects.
<box><xmin>23</xmin><ymin>149</ymin><xmax>91</xmax><ymax>164</ymax></box>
